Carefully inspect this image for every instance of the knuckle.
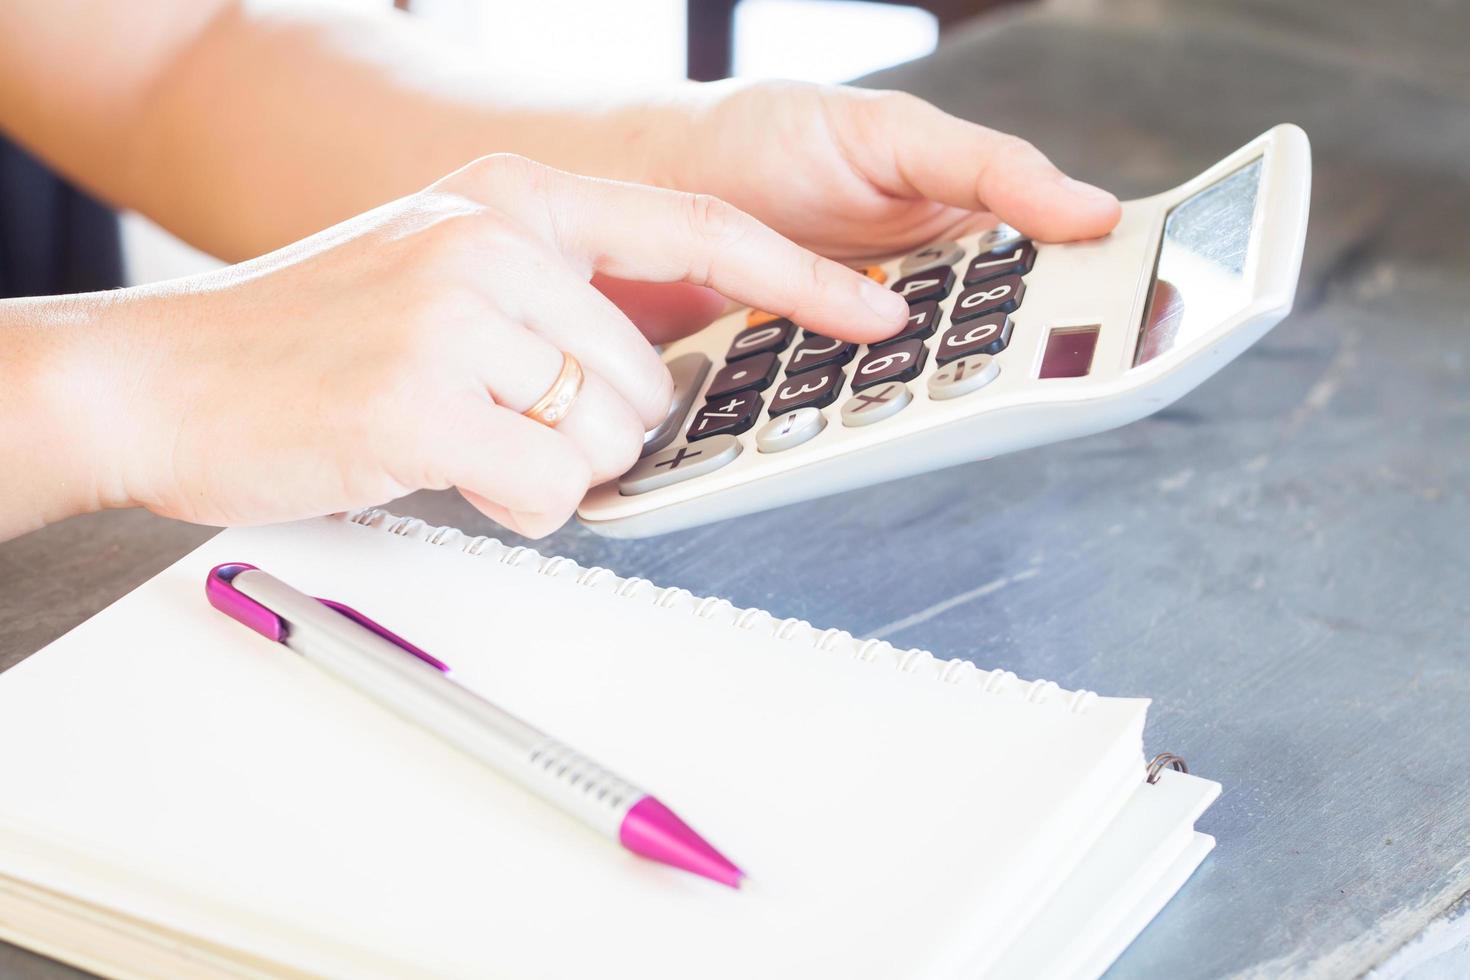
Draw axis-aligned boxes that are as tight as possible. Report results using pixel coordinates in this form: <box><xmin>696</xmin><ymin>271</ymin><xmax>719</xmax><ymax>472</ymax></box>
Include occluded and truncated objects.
<box><xmin>468</xmin><ymin>152</ymin><xmax>553</xmax><ymax>199</ymax></box>
<box><xmin>992</xmin><ymin>132</ymin><xmax>1039</xmax><ymax>165</ymax></box>
<box><xmin>685</xmin><ymin>193</ymin><xmax>746</xmax><ymax>249</ymax></box>
<box><xmin>873</xmin><ymin>88</ymin><xmax>921</xmax><ymax>114</ymax></box>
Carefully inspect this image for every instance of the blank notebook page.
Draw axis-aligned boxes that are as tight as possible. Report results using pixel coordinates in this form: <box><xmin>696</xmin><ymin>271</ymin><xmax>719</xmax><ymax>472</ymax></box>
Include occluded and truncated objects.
<box><xmin>0</xmin><ymin>515</ymin><xmax>1149</xmax><ymax>979</ymax></box>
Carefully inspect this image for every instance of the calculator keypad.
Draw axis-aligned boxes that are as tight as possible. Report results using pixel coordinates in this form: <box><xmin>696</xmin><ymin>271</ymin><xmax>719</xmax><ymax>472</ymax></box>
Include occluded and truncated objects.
<box><xmin>620</xmin><ymin>436</ymin><xmax>742</xmax><ymax>495</ymax></box>
<box><xmin>633</xmin><ymin>233</ymin><xmax>1038</xmax><ymax>495</ymax></box>
<box><xmin>853</xmin><ymin>339</ymin><xmax>928</xmax><ymax>390</ymax></box>
<box><xmin>769</xmin><ymin>365</ymin><xmax>846</xmax><ymax>416</ymax></box>
<box><xmin>900</xmin><ymin>241</ymin><xmax>963</xmax><ymax>276</ymax></box>
<box><xmin>841</xmin><ymin>382</ymin><xmax>912</xmax><ymax>426</ymax></box>
<box><xmin>951</xmin><ymin>275</ymin><xmax>1025</xmax><ymax>321</ymax></box>
<box><xmin>688</xmin><ymin>391</ymin><xmax>763</xmax><ymax>441</ymax></box>
<box><xmin>890</xmin><ymin>267</ymin><xmax>956</xmax><ymax>304</ymax></box>
<box><xmin>935</xmin><ymin>315</ymin><xmax>1013</xmax><ymax>363</ymax></box>
<box><xmin>727</xmin><ymin>320</ymin><xmax>795</xmax><ymax>361</ymax></box>
<box><xmin>641</xmin><ymin>352</ymin><xmax>711</xmax><ymax>458</ymax></box>
<box><xmin>705</xmin><ymin>352</ymin><xmax>779</xmax><ymax>399</ymax></box>
<box><xmin>756</xmin><ymin>407</ymin><xmax>826</xmax><ymax>453</ymax></box>
<box><xmin>964</xmin><ymin>241</ymin><xmax>1036</xmax><ymax>284</ymax></box>
<box><xmin>928</xmin><ymin>354</ymin><xmax>1000</xmax><ymax>400</ymax></box>
<box><xmin>872</xmin><ymin>300</ymin><xmax>941</xmax><ymax>348</ymax></box>
<box><xmin>787</xmin><ymin>334</ymin><xmax>857</xmax><ymax>373</ymax></box>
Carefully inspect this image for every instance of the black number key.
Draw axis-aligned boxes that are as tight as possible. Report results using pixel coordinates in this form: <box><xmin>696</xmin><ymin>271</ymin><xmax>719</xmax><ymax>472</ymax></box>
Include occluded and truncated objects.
<box><xmin>786</xmin><ymin>334</ymin><xmax>857</xmax><ymax>373</ymax></box>
<box><xmin>726</xmin><ymin>319</ymin><xmax>795</xmax><ymax>361</ymax></box>
<box><xmin>705</xmin><ymin>352</ymin><xmax>779</xmax><ymax>399</ymax></box>
<box><xmin>872</xmin><ymin>300</ymin><xmax>941</xmax><ymax>348</ymax></box>
<box><xmin>964</xmin><ymin>240</ymin><xmax>1035</xmax><ymax>285</ymax></box>
<box><xmin>936</xmin><ymin>315</ymin><xmax>1013</xmax><ymax>363</ymax></box>
<box><xmin>951</xmin><ymin>275</ymin><xmax>1025</xmax><ymax>322</ymax></box>
<box><xmin>890</xmin><ymin>267</ymin><xmax>955</xmax><ymax>304</ymax></box>
<box><xmin>687</xmin><ymin>391</ymin><xmax>763</xmax><ymax>441</ymax></box>
<box><xmin>852</xmin><ymin>339</ymin><xmax>928</xmax><ymax>391</ymax></box>
<box><xmin>768</xmin><ymin>365</ymin><xmax>846</xmax><ymax>416</ymax></box>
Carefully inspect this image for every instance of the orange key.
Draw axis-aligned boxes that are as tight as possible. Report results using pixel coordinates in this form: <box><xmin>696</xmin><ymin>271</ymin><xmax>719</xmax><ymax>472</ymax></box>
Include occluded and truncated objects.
<box><xmin>861</xmin><ymin>265</ymin><xmax>889</xmax><ymax>284</ymax></box>
<box><xmin>746</xmin><ymin>309</ymin><xmax>782</xmax><ymax>328</ymax></box>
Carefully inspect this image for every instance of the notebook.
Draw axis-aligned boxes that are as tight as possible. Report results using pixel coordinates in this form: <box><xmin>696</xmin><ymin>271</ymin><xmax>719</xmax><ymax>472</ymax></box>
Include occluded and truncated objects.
<box><xmin>0</xmin><ymin>509</ymin><xmax>1219</xmax><ymax>979</ymax></box>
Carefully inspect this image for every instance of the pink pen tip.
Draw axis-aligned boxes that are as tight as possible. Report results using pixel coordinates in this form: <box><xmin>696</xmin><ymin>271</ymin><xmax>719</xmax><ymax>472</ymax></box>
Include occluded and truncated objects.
<box><xmin>619</xmin><ymin>796</ymin><xmax>744</xmax><ymax>889</ymax></box>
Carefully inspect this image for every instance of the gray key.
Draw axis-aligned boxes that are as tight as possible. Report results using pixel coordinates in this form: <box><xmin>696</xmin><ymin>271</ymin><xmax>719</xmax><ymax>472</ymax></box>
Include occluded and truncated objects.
<box><xmin>756</xmin><ymin>407</ymin><xmax>826</xmax><ymax>453</ymax></box>
<box><xmin>619</xmin><ymin>436</ymin><xmax>741</xmax><ymax>495</ymax></box>
<box><xmin>840</xmin><ymin>382</ymin><xmax>912</xmax><ymax>427</ymax></box>
<box><xmin>641</xmin><ymin>352</ymin><xmax>711</xmax><ymax>457</ymax></box>
<box><xmin>973</xmin><ymin>224</ymin><xmax>1021</xmax><ymax>251</ymax></box>
<box><xmin>900</xmin><ymin>241</ymin><xmax>963</xmax><ymax>276</ymax></box>
<box><xmin>927</xmin><ymin>354</ymin><xmax>1001</xmax><ymax>400</ymax></box>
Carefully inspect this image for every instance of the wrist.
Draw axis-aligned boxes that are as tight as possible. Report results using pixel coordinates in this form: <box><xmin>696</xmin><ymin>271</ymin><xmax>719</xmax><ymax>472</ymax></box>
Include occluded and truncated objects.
<box><xmin>0</xmin><ymin>292</ymin><xmax>140</xmax><ymax>536</ymax></box>
<box><xmin>610</xmin><ymin>81</ymin><xmax>733</xmax><ymax>192</ymax></box>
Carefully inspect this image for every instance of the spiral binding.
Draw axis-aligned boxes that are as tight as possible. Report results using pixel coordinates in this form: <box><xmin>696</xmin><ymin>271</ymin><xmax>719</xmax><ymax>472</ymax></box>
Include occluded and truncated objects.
<box><xmin>340</xmin><ymin>508</ymin><xmax>1097</xmax><ymax>715</ymax></box>
<box><xmin>1145</xmin><ymin>752</ymin><xmax>1189</xmax><ymax>784</ymax></box>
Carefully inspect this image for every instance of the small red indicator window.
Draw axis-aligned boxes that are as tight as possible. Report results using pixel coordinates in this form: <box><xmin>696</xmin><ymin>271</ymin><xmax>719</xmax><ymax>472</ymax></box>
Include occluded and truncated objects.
<box><xmin>1039</xmin><ymin>326</ymin><xmax>1100</xmax><ymax>379</ymax></box>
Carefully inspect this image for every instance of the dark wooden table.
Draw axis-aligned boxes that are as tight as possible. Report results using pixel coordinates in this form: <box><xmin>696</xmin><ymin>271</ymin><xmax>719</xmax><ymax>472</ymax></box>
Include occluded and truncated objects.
<box><xmin>4</xmin><ymin>3</ymin><xmax>1468</xmax><ymax>977</ymax></box>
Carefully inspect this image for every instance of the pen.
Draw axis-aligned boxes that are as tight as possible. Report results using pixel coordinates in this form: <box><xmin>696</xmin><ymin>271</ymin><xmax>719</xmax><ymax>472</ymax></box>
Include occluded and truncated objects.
<box><xmin>205</xmin><ymin>562</ymin><xmax>743</xmax><ymax>889</ymax></box>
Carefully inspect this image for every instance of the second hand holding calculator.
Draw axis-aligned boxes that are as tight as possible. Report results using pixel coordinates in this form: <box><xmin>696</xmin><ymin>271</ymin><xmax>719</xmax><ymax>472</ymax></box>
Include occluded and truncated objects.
<box><xmin>578</xmin><ymin>125</ymin><xmax>1311</xmax><ymax>538</ymax></box>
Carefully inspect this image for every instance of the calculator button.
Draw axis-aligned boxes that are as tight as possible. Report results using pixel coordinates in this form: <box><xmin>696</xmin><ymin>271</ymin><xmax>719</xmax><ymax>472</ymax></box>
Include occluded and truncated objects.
<box><xmin>756</xmin><ymin>408</ymin><xmax>827</xmax><ymax>453</ymax></box>
<box><xmin>746</xmin><ymin>309</ymin><xmax>781</xmax><ymax>328</ymax></box>
<box><xmin>890</xmin><ymin>267</ymin><xmax>955</xmax><ymax>304</ymax></box>
<box><xmin>841</xmin><ymin>382</ymin><xmax>912</xmax><ymax>426</ymax></box>
<box><xmin>727</xmin><ymin>320</ymin><xmax>795</xmax><ymax>361</ymax></box>
<box><xmin>951</xmin><ymin>275</ymin><xmax>1025</xmax><ymax>322</ymax></box>
<box><xmin>768</xmin><ymin>365</ymin><xmax>846</xmax><ymax>416</ymax></box>
<box><xmin>786</xmin><ymin>334</ymin><xmax>857</xmax><ymax>373</ymax></box>
<box><xmin>871</xmin><ymin>300</ymin><xmax>941</xmax><ymax>348</ymax></box>
<box><xmin>974</xmin><ymin>224</ymin><xmax>1021</xmax><ymax>250</ymax></box>
<box><xmin>641</xmin><ymin>352</ymin><xmax>712</xmax><ymax>457</ymax></box>
<box><xmin>964</xmin><ymin>241</ymin><xmax>1035</xmax><ymax>284</ymax></box>
<box><xmin>861</xmin><ymin>265</ymin><xmax>889</xmax><ymax>285</ymax></box>
<box><xmin>935</xmin><ymin>315</ymin><xmax>1013</xmax><ymax>363</ymax></box>
<box><xmin>900</xmin><ymin>241</ymin><xmax>963</xmax><ymax>276</ymax></box>
<box><xmin>927</xmin><ymin>354</ymin><xmax>1000</xmax><ymax>400</ymax></box>
<box><xmin>687</xmin><ymin>391</ymin><xmax>763</xmax><ymax>441</ymax></box>
<box><xmin>852</xmin><ymin>339</ymin><xmax>928</xmax><ymax>391</ymax></box>
<box><xmin>705</xmin><ymin>352</ymin><xmax>778</xmax><ymax>399</ymax></box>
<box><xmin>619</xmin><ymin>437</ymin><xmax>741</xmax><ymax>496</ymax></box>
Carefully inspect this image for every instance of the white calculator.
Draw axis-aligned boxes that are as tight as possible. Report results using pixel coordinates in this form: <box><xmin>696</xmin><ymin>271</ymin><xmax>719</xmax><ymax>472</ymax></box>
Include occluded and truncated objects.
<box><xmin>579</xmin><ymin>124</ymin><xmax>1311</xmax><ymax>538</ymax></box>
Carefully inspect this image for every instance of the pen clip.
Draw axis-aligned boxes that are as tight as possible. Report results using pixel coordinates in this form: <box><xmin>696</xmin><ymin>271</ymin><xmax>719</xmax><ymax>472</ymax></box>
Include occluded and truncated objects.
<box><xmin>205</xmin><ymin>563</ymin><xmax>451</xmax><ymax>673</ymax></box>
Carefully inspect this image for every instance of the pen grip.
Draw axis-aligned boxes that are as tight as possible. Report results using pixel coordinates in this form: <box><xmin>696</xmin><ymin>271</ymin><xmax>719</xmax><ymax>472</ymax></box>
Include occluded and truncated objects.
<box><xmin>228</xmin><ymin>570</ymin><xmax>646</xmax><ymax>839</ymax></box>
<box><xmin>520</xmin><ymin>737</ymin><xmax>646</xmax><ymax>835</ymax></box>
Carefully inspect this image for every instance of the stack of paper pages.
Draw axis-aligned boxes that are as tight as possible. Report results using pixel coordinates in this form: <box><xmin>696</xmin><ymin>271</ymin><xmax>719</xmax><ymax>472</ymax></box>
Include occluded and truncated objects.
<box><xmin>0</xmin><ymin>510</ymin><xmax>1217</xmax><ymax>979</ymax></box>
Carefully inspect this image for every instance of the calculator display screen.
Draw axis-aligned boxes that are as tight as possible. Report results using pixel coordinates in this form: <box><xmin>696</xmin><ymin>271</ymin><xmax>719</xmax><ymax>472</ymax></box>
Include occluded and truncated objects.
<box><xmin>1134</xmin><ymin>157</ymin><xmax>1264</xmax><ymax>366</ymax></box>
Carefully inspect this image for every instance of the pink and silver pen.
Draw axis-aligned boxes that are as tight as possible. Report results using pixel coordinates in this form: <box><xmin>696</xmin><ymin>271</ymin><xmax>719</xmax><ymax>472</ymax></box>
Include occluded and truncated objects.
<box><xmin>205</xmin><ymin>562</ymin><xmax>743</xmax><ymax>888</ymax></box>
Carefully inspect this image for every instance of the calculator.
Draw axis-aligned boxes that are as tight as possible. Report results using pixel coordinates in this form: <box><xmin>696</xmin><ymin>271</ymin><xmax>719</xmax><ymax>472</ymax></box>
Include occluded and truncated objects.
<box><xmin>578</xmin><ymin>124</ymin><xmax>1311</xmax><ymax>538</ymax></box>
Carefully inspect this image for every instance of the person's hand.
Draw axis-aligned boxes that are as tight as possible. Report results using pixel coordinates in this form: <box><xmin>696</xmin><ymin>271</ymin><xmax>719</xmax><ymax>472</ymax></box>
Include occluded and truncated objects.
<box><xmin>596</xmin><ymin>80</ymin><xmax>1122</xmax><ymax>342</ymax></box>
<box><xmin>57</xmin><ymin>155</ymin><xmax>909</xmax><ymax>539</ymax></box>
<box><xmin>667</xmin><ymin>80</ymin><xmax>1122</xmax><ymax>258</ymax></box>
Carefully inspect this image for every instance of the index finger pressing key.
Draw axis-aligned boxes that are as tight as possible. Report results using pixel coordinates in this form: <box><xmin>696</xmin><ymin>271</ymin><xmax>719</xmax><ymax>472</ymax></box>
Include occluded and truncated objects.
<box><xmin>540</xmin><ymin>174</ymin><xmax>910</xmax><ymax>344</ymax></box>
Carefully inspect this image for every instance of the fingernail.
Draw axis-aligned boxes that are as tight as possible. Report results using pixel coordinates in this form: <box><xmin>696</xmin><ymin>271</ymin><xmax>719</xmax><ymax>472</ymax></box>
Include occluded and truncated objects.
<box><xmin>860</xmin><ymin>277</ymin><xmax>908</xmax><ymax>328</ymax></box>
<box><xmin>1058</xmin><ymin>175</ymin><xmax>1118</xmax><ymax>204</ymax></box>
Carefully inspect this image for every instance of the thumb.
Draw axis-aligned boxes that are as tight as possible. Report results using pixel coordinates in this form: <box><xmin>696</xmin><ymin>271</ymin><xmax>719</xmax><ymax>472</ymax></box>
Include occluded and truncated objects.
<box><xmin>849</xmin><ymin>91</ymin><xmax>1122</xmax><ymax>243</ymax></box>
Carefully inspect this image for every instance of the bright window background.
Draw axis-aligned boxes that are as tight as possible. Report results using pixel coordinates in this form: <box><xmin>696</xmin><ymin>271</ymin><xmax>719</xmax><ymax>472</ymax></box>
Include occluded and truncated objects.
<box><xmin>123</xmin><ymin>0</ymin><xmax>937</xmax><ymax>284</ymax></box>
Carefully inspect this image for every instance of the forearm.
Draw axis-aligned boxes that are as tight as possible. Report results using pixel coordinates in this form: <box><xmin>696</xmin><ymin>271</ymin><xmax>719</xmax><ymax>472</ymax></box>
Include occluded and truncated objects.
<box><xmin>78</xmin><ymin>3</ymin><xmax>687</xmax><ymax>261</ymax></box>
<box><xmin>0</xmin><ymin>296</ymin><xmax>130</xmax><ymax>539</ymax></box>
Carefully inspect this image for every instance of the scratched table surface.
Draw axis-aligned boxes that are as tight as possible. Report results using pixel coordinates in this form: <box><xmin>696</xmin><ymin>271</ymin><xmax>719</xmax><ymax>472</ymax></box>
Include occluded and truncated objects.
<box><xmin>3</xmin><ymin>2</ymin><xmax>1468</xmax><ymax>978</ymax></box>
